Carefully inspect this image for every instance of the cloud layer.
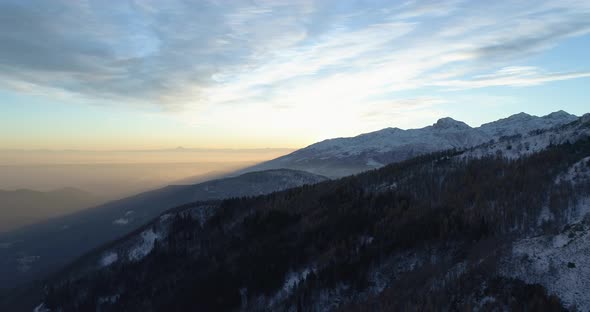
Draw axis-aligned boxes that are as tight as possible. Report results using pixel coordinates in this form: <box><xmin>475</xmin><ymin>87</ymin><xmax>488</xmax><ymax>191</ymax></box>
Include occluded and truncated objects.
<box><xmin>1</xmin><ymin>0</ymin><xmax>590</xmax><ymax>119</ymax></box>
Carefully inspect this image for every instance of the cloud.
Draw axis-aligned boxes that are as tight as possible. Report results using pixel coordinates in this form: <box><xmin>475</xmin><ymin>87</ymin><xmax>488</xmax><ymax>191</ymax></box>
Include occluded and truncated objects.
<box><xmin>0</xmin><ymin>0</ymin><xmax>589</xmax><ymax>118</ymax></box>
<box><xmin>473</xmin><ymin>12</ymin><xmax>590</xmax><ymax>61</ymax></box>
<box><xmin>434</xmin><ymin>66</ymin><xmax>590</xmax><ymax>90</ymax></box>
<box><xmin>361</xmin><ymin>97</ymin><xmax>449</xmax><ymax>121</ymax></box>
<box><xmin>0</xmin><ymin>0</ymin><xmax>234</xmax><ymax>109</ymax></box>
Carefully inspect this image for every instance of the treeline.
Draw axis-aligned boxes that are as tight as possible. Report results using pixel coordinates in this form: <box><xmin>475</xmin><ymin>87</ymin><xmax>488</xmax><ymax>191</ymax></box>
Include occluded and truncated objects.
<box><xmin>43</xmin><ymin>138</ymin><xmax>590</xmax><ymax>311</ymax></box>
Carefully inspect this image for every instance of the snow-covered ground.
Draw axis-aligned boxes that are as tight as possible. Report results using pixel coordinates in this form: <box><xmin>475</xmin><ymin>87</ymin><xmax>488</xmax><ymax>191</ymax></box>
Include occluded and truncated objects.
<box><xmin>556</xmin><ymin>156</ymin><xmax>590</xmax><ymax>185</ymax></box>
<box><xmin>464</xmin><ymin>114</ymin><xmax>590</xmax><ymax>160</ymax></box>
<box><xmin>128</xmin><ymin>229</ymin><xmax>159</xmax><ymax>261</ymax></box>
<box><xmin>501</xmin><ymin>157</ymin><xmax>590</xmax><ymax>310</ymax></box>
<box><xmin>292</xmin><ymin>118</ymin><xmax>488</xmax><ymax>159</ymax></box>
<box><xmin>16</xmin><ymin>255</ymin><xmax>39</xmax><ymax>272</ymax></box>
<box><xmin>112</xmin><ymin>218</ymin><xmax>129</xmax><ymax>225</ymax></box>
<box><xmin>502</xmin><ymin>202</ymin><xmax>590</xmax><ymax>310</ymax></box>
<box><xmin>33</xmin><ymin>303</ymin><xmax>50</xmax><ymax>312</ymax></box>
<box><xmin>478</xmin><ymin>111</ymin><xmax>577</xmax><ymax>138</ymax></box>
<box><xmin>97</xmin><ymin>294</ymin><xmax>120</xmax><ymax>305</ymax></box>
<box><xmin>100</xmin><ymin>252</ymin><xmax>118</xmax><ymax>267</ymax></box>
<box><xmin>503</xmin><ymin>220</ymin><xmax>590</xmax><ymax>310</ymax></box>
<box><xmin>265</xmin><ymin>111</ymin><xmax>579</xmax><ymax>170</ymax></box>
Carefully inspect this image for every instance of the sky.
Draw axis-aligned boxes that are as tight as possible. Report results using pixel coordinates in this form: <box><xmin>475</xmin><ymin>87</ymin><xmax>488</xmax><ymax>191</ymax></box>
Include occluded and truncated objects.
<box><xmin>1</xmin><ymin>0</ymin><xmax>590</xmax><ymax>150</ymax></box>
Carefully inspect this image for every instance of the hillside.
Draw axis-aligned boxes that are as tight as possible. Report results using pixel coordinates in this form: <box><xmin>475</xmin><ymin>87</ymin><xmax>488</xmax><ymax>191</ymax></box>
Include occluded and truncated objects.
<box><xmin>0</xmin><ymin>169</ymin><xmax>326</xmax><ymax>291</ymax></box>
<box><xmin>35</xmin><ymin>116</ymin><xmax>590</xmax><ymax>311</ymax></box>
<box><xmin>9</xmin><ymin>111</ymin><xmax>577</xmax><ymax>293</ymax></box>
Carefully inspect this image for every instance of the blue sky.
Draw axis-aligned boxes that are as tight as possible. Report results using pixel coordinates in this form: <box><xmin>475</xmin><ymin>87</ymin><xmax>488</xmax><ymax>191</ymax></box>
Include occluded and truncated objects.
<box><xmin>1</xmin><ymin>0</ymin><xmax>590</xmax><ymax>150</ymax></box>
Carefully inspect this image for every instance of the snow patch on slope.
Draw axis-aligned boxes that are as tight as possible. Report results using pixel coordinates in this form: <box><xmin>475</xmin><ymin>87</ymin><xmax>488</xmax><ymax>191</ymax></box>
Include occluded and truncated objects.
<box><xmin>97</xmin><ymin>294</ymin><xmax>120</xmax><ymax>305</ymax></box>
<box><xmin>33</xmin><ymin>303</ymin><xmax>50</xmax><ymax>312</ymax></box>
<box><xmin>283</xmin><ymin>268</ymin><xmax>313</xmax><ymax>292</ymax></box>
<box><xmin>537</xmin><ymin>205</ymin><xmax>555</xmax><ymax>226</ymax></box>
<box><xmin>128</xmin><ymin>229</ymin><xmax>159</xmax><ymax>261</ymax></box>
<box><xmin>113</xmin><ymin>218</ymin><xmax>129</xmax><ymax>225</ymax></box>
<box><xmin>100</xmin><ymin>252</ymin><xmax>118</xmax><ymax>267</ymax></box>
<box><xmin>503</xmin><ymin>209</ymin><xmax>590</xmax><ymax>310</ymax></box>
<box><xmin>366</xmin><ymin>158</ymin><xmax>384</xmax><ymax>167</ymax></box>
<box><xmin>269</xmin><ymin>266</ymin><xmax>315</xmax><ymax>307</ymax></box>
<box><xmin>17</xmin><ymin>255</ymin><xmax>39</xmax><ymax>272</ymax></box>
<box><xmin>556</xmin><ymin>156</ymin><xmax>590</xmax><ymax>185</ymax></box>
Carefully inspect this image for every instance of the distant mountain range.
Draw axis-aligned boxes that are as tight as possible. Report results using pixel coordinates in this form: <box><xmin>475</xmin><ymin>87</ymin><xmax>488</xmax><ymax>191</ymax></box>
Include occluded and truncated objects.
<box><xmin>247</xmin><ymin>111</ymin><xmax>578</xmax><ymax>177</ymax></box>
<box><xmin>0</xmin><ymin>188</ymin><xmax>103</xmax><ymax>233</ymax></box>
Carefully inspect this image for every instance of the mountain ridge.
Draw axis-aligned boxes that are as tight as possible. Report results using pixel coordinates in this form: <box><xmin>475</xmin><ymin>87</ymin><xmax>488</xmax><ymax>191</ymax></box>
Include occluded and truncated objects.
<box><xmin>245</xmin><ymin>111</ymin><xmax>579</xmax><ymax>177</ymax></box>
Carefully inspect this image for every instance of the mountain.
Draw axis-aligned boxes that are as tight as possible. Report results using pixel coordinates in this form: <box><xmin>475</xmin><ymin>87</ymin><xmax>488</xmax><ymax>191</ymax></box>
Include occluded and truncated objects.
<box><xmin>0</xmin><ymin>188</ymin><xmax>103</xmax><ymax>233</ymax></box>
<box><xmin>246</xmin><ymin>111</ymin><xmax>578</xmax><ymax>178</ymax></box>
<box><xmin>33</xmin><ymin>115</ymin><xmax>590</xmax><ymax>311</ymax></box>
<box><xmin>479</xmin><ymin>110</ymin><xmax>578</xmax><ymax>137</ymax></box>
<box><xmin>1</xmin><ymin>111</ymin><xmax>585</xmax><ymax>311</ymax></box>
<box><xmin>0</xmin><ymin>169</ymin><xmax>326</xmax><ymax>291</ymax></box>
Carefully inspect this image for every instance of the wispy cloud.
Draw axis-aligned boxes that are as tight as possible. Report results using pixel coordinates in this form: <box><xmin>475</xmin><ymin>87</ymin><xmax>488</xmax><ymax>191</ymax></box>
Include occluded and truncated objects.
<box><xmin>361</xmin><ymin>97</ymin><xmax>449</xmax><ymax>120</ymax></box>
<box><xmin>435</xmin><ymin>66</ymin><xmax>590</xmax><ymax>90</ymax></box>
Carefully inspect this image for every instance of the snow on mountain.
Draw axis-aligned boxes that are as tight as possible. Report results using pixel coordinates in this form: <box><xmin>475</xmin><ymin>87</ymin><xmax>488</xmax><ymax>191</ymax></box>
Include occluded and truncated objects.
<box><xmin>503</xmin><ymin>211</ymin><xmax>590</xmax><ymax>310</ymax></box>
<box><xmin>556</xmin><ymin>156</ymin><xmax>590</xmax><ymax>185</ymax></box>
<box><xmin>305</xmin><ymin>117</ymin><xmax>484</xmax><ymax>157</ymax></box>
<box><xmin>479</xmin><ymin>110</ymin><xmax>578</xmax><ymax>138</ymax></box>
<box><xmin>33</xmin><ymin>303</ymin><xmax>50</xmax><ymax>312</ymax></box>
<box><xmin>464</xmin><ymin>113</ymin><xmax>590</xmax><ymax>160</ymax></box>
<box><xmin>128</xmin><ymin>229</ymin><xmax>160</xmax><ymax>262</ymax></box>
<box><xmin>249</xmin><ymin>111</ymin><xmax>580</xmax><ymax>178</ymax></box>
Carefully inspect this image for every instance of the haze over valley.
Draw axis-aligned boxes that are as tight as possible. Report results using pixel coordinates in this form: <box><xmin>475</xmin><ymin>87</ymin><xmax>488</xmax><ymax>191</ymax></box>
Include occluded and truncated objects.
<box><xmin>0</xmin><ymin>148</ymin><xmax>292</xmax><ymax>233</ymax></box>
<box><xmin>0</xmin><ymin>148</ymin><xmax>293</xmax><ymax>197</ymax></box>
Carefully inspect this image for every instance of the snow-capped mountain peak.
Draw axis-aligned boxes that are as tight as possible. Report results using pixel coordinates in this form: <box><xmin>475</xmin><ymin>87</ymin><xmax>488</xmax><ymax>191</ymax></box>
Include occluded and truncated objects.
<box><xmin>544</xmin><ymin>110</ymin><xmax>577</xmax><ymax>121</ymax></box>
<box><xmin>433</xmin><ymin>117</ymin><xmax>471</xmax><ymax>130</ymax></box>
<box><xmin>511</xmin><ymin>112</ymin><xmax>532</xmax><ymax>119</ymax></box>
<box><xmin>245</xmin><ymin>111</ymin><xmax>581</xmax><ymax>178</ymax></box>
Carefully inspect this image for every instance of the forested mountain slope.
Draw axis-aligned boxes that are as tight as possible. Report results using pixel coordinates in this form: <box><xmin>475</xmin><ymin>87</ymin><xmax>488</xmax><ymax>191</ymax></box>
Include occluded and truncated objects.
<box><xmin>36</xmin><ymin>116</ymin><xmax>590</xmax><ymax>312</ymax></box>
<box><xmin>0</xmin><ymin>169</ymin><xmax>326</xmax><ymax>292</ymax></box>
